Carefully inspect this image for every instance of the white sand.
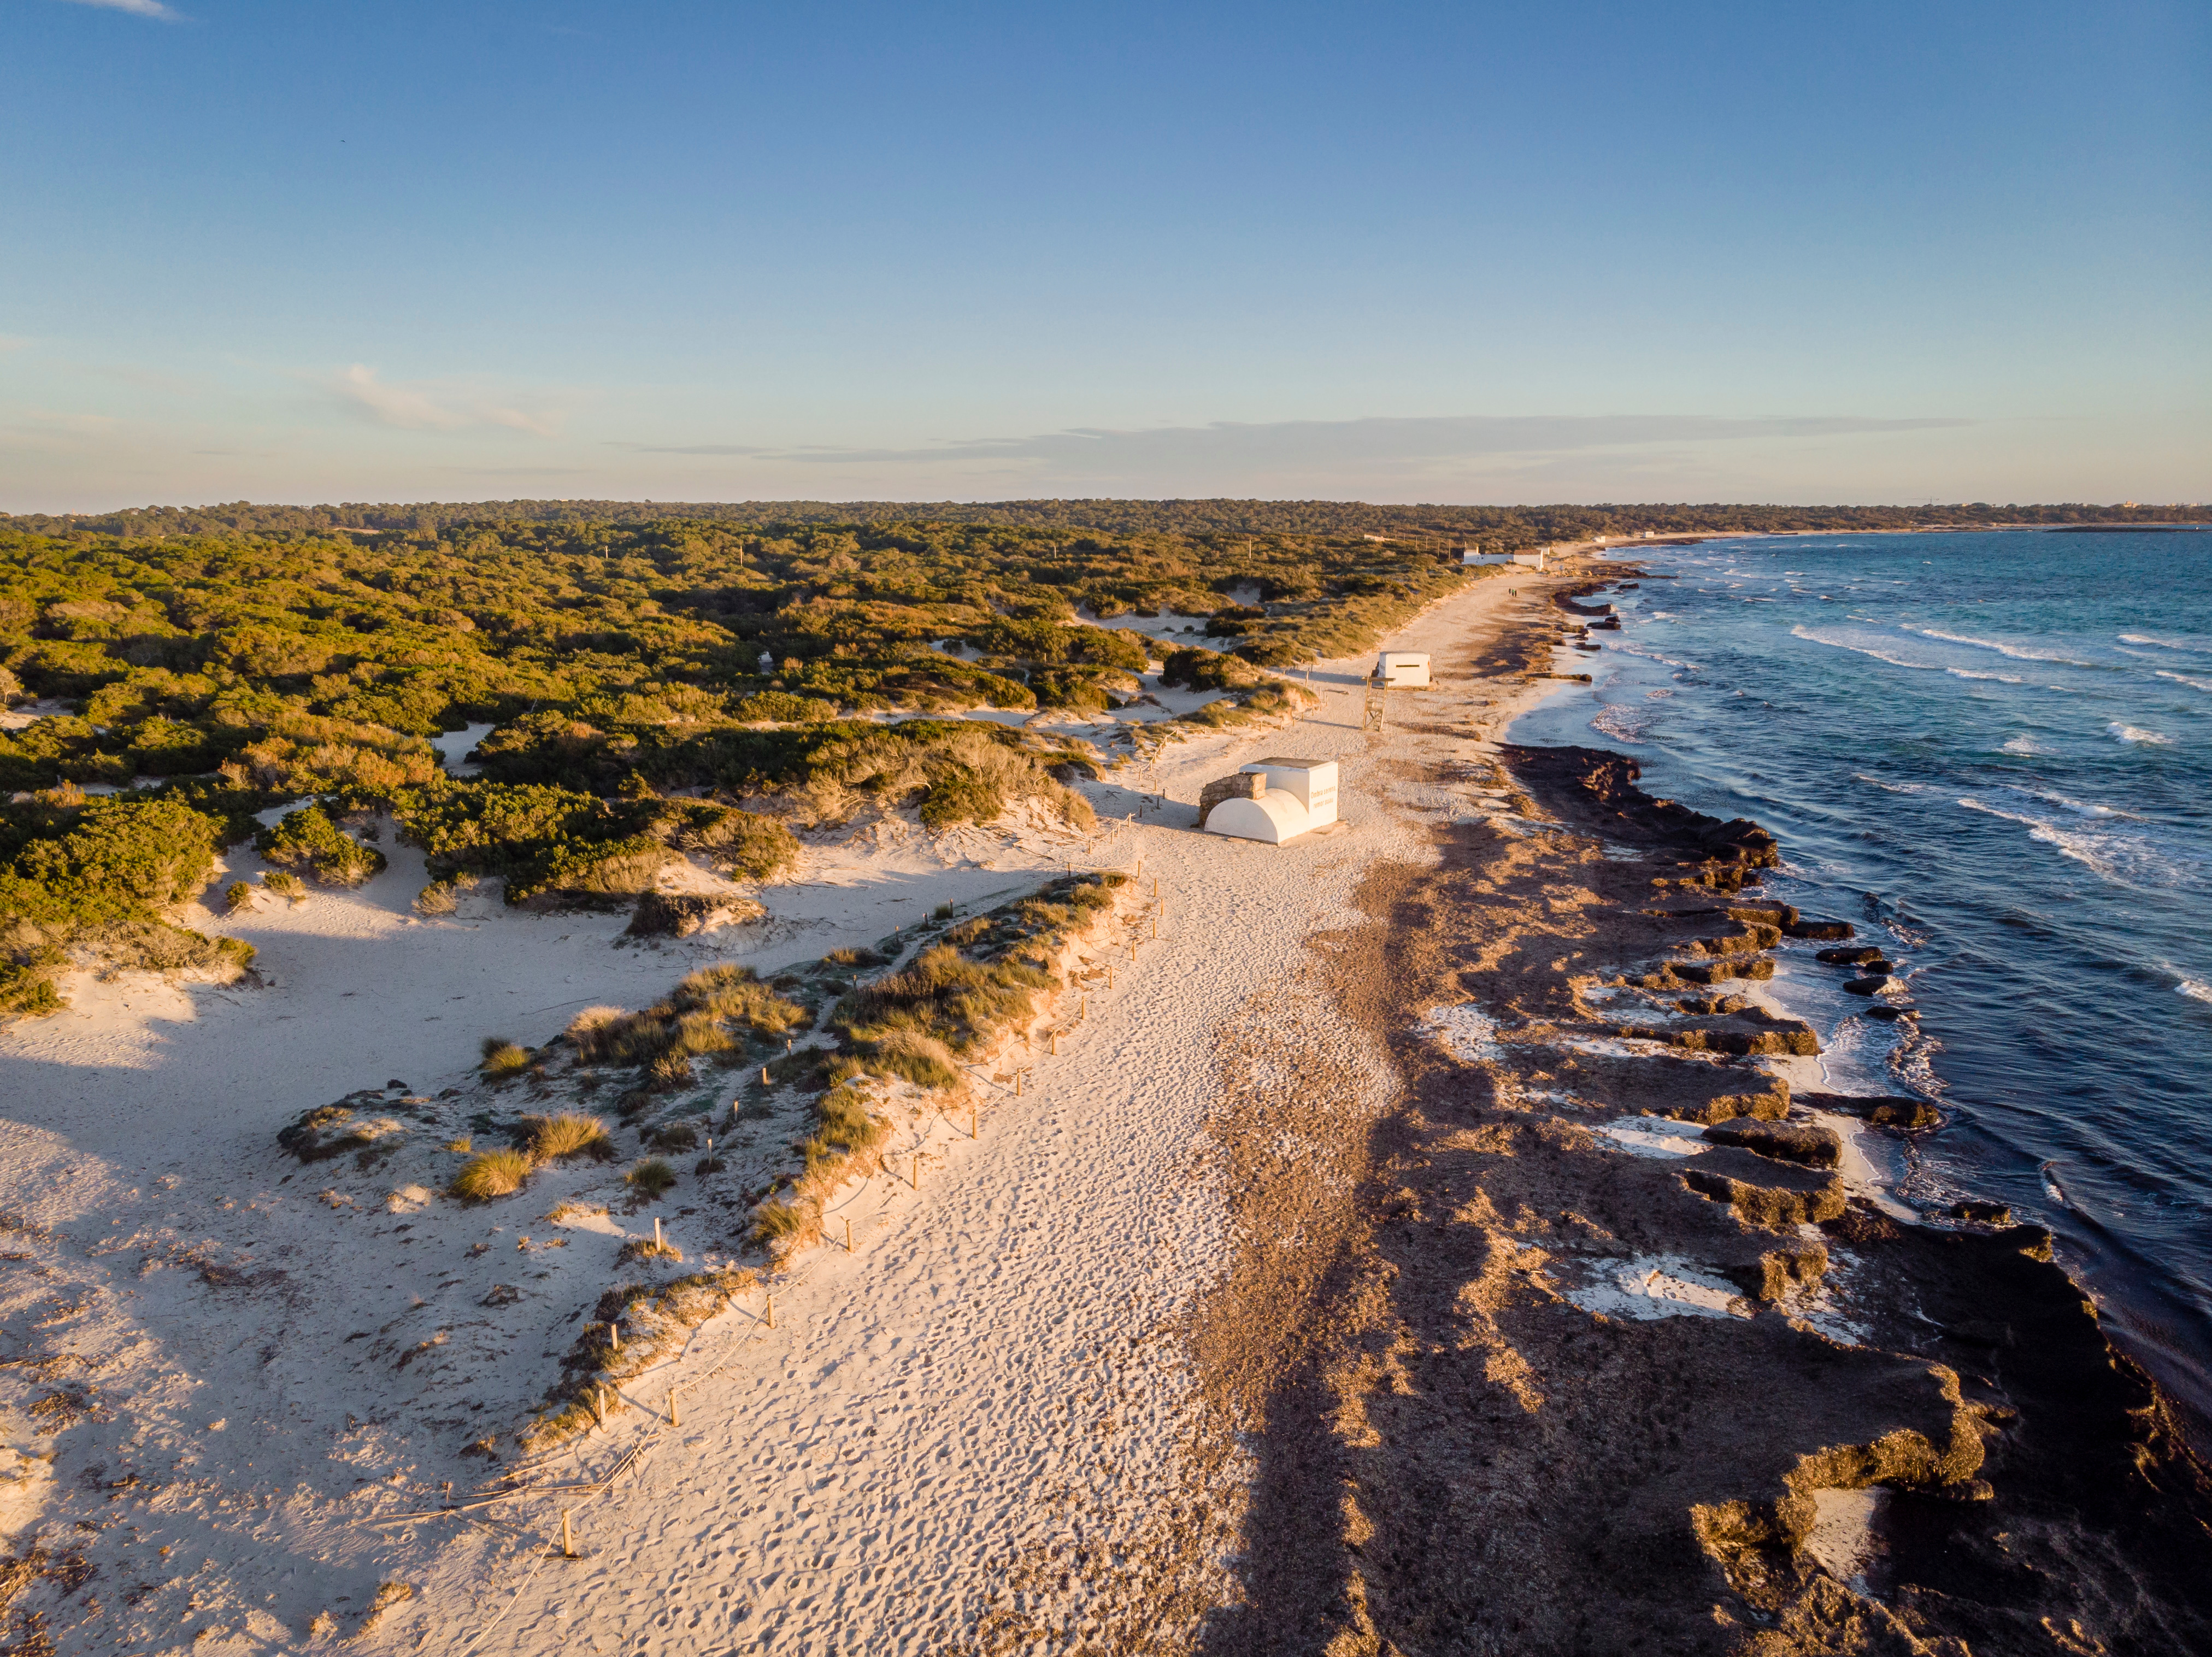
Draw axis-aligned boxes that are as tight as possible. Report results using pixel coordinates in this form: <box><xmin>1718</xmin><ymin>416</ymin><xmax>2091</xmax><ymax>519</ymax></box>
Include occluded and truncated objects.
<box><xmin>0</xmin><ymin>570</ymin><xmax>1545</xmax><ymax>1652</ymax></box>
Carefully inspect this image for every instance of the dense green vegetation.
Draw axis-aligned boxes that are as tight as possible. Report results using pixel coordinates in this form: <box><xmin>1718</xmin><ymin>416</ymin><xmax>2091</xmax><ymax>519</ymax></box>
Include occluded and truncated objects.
<box><xmin>5</xmin><ymin>496</ymin><xmax>2197</xmax><ymax>545</ymax></box>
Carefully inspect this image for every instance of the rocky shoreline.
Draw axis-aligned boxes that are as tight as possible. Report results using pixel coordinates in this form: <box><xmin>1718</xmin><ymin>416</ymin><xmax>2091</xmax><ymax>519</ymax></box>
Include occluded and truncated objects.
<box><xmin>1194</xmin><ymin>684</ymin><xmax>2212</xmax><ymax>1649</ymax></box>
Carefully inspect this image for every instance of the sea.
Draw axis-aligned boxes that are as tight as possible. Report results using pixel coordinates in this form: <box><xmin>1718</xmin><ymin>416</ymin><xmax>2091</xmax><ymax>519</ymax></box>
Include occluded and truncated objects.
<box><xmin>1507</xmin><ymin>527</ymin><xmax>2212</xmax><ymax>1430</ymax></box>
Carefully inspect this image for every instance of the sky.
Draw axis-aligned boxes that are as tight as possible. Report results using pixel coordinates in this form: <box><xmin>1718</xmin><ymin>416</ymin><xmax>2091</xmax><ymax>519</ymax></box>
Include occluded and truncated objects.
<box><xmin>2</xmin><ymin>0</ymin><xmax>2206</xmax><ymax>511</ymax></box>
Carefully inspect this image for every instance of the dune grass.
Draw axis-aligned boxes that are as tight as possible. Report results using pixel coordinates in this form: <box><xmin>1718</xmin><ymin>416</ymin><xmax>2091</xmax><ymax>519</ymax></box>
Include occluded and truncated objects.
<box><xmin>625</xmin><ymin>1157</ymin><xmax>677</xmax><ymax>1199</ymax></box>
<box><xmin>527</xmin><ymin>1112</ymin><xmax>613</xmax><ymax>1160</ymax></box>
<box><xmin>451</xmin><ymin>1147</ymin><xmax>532</xmax><ymax>1201</ymax></box>
<box><xmin>479</xmin><ymin>1037</ymin><xmax>531</xmax><ymax>1079</ymax></box>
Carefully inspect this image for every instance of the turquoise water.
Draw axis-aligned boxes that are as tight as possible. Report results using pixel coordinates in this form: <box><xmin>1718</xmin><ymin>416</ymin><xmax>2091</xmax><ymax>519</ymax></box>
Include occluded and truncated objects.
<box><xmin>1508</xmin><ymin>528</ymin><xmax>2212</xmax><ymax>1423</ymax></box>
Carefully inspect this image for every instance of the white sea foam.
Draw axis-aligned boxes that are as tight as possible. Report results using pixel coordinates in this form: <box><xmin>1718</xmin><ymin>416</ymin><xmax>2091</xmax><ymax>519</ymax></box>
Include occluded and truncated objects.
<box><xmin>1907</xmin><ymin>626</ymin><xmax>2096</xmax><ymax>667</ymax></box>
<box><xmin>1591</xmin><ymin>703</ymin><xmax>1651</xmax><ymax>743</ymax></box>
<box><xmin>2155</xmin><ymin>669</ymin><xmax>2212</xmax><ymax>693</ymax></box>
<box><xmin>2119</xmin><ymin>633</ymin><xmax>2212</xmax><ymax>655</ymax></box>
<box><xmin>2181</xmin><ymin>979</ymin><xmax>2212</xmax><ymax>1006</ymax></box>
<box><xmin>1851</xmin><ymin>773</ymin><xmax>1927</xmax><ymax>794</ymax></box>
<box><xmin>2001</xmin><ymin>734</ymin><xmax>2051</xmax><ymax>755</ymax></box>
<box><xmin>1790</xmin><ymin>625</ymin><xmax>2023</xmax><ymax>682</ymax></box>
<box><xmin>2108</xmin><ymin>722</ymin><xmax>2175</xmax><ymax>745</ymax></box>
<box><xmin>2003</xmin><ymin>784</ymin><xmax>2137</xmax><ymax>820</ymax></box>
<box><xmin>1958</xmin><ymin>797</ymin><xmax>2195</xmax><ymax>889</ymax></box>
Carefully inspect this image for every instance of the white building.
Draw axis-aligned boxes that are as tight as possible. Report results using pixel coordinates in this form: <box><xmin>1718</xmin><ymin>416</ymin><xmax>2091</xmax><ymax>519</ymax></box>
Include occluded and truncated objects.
<box><xmin>1204</xmin><ymin>758</ymin><xmax>1340</xmax><ymax>844</ymax></box>
<box><xmin>1375</xmin><ymin>651</ymin><xmax>1431</xmax><ymax>688</ymax></box>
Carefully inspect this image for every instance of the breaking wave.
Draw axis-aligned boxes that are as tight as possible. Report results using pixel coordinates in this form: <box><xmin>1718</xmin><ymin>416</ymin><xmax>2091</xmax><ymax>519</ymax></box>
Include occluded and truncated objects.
<box><xmin>2120</xmin><ymin>633</ymin><xmax>2212</xmax><ymax>655</ymax></box>
<box><xmin>1790</xmin><ymin>625</ymin><xmax>2024</xmax><ymax>681</ymax></box>
<box><xmin>2108</xmin><ymin>722</ymin><xmax>2175</xmax><ymax>745</ymax></box>
<box><xmin>1957</xmin><ymin>796</ymin><xmax>2197</xmax><ymax>890</ymax></box>
<box><xmin>1907</xmin><ymin>626</ymin><xmax>2096</xmax><ymax>667</ymax></box>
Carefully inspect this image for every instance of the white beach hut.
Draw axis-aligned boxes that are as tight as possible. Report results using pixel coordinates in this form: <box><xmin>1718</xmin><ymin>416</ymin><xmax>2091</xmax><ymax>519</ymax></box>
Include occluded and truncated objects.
<box><xmin>1203</xmin><ymin>757</ymin><xmax>1340</xmax><ymax>844</ymax></box>
<box><xmin>1375</xmin><ymin>651</ymin><xmax>1431</xmax><ymax>688</ymax></box>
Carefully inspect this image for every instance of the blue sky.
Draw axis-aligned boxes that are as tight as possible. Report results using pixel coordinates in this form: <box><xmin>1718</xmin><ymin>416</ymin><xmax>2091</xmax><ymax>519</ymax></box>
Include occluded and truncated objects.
<box><xmin>2</xmin><ymin>0</ymin><xmax>2205</xmax><ymax>509</ymax></box>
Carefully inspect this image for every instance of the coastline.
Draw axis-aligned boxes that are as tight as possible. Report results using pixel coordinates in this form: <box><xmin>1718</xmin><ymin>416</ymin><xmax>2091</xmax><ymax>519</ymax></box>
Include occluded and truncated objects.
<box><xmin>1187</xmin><ymin>560</ymin><xmax>2212</xmax><ymax>1651</ymax></box>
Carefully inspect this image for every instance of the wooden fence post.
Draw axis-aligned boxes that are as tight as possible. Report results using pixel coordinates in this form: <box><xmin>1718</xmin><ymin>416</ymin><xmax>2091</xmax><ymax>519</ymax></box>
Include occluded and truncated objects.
<box><xmin>561</xmin><ymin>1510</ymin><xmax>575</xmax><ymax>1559</ymax></box>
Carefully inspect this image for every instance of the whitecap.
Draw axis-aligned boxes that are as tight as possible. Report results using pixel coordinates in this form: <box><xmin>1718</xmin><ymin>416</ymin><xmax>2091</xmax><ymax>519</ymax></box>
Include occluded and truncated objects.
<box><xmin>2001</xmin><ymin>735</ymin><xmax>2050</xmax><ymax>756</ymax></box>
<box><xmin>2119</xmin><ymin>633</ymin><xmax>2212</xmax><ymax>655</ymax></box>
<box><xmin>1905</xmin><ymin>626</ymin><xmax>2097</xmax><ymax>667</ymax></box>
<box><xmin>1591</xmin><ymin>704</ymin><xmax>1651</xmax><ymax>743</ymax></box>
<box><xmin>2154</xmin><ymin>669</ymin><xmax>2212</xmax><ymax>693</ymax></box>
<box><xmin>2181</xmin><ymin>979</ymin><xmax>2212</xmax><ymax>1006</ymax></box>
<box><xmin>1790</xmin><ymin>625</ymin><xmax>2023</xmax><ymax>682</ymax></box>
<box><xmin>1852</xmin><ymin>773</ymin><xmax>1926</xmax><ymax>794</ymax></box>
<box><xmin>2107</xmin><ymin>722</ymin><xmax>2175</xmax><ymax>745</ymax></box>
<box><xmin>1957</xmin><ymin>797</ymin><xmax>2197</xmax><ymax>889</ymax></box>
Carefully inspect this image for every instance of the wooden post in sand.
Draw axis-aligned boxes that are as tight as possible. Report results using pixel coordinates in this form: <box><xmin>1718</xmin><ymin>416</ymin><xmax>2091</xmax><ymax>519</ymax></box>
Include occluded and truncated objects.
<box><xmin>561</xmin><ymin>1510</ymin><xmax>575</xmax><ymax>1559</ymax></box>
<box><xmin>1015</xmin><ymin>1070</ymin><xmax>1023</xmax><ymax>1097</ymax></box>
<box><xmin>969</xmin><ymin>1102</ymin><xmax>978</xmax><ymax>1139</ymax></box>
<box><xmin>654</xmin><ymin>1217</ymin><xmax>663</xmax><ymax>1250</ymax></box>
<box><xmin>608</xmin><ymin>1321</ymin><xmax>620</xmax><ymax>1352</ymax></box>
<box><xmin>845</xmin><ymin>1215</ymin><xmax>853</xmax><ymax>1253</ymax></box>
<box><xmin>668</xmin><ymin>1389</ymin><xmax>679</xmax><ymax>1428</ymax></box>
<box><xmin>765</xmin><ymin>1292</ymin><xmax>775</xmax><ymax>1330</ymax></box>
<box><xmin>1050</xmin><ymin>1032</ymin><xmax>1058</xmax><ymax>1056</ymax></box>
<box><xmin>911</xmin><ymin>1155</ymin><xmax>921</xmax><ymax>1191</ymax></box>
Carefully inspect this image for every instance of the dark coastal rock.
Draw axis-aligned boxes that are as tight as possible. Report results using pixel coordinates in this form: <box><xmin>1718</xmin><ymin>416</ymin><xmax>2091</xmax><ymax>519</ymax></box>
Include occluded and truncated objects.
<box><xmin>1843</xmin><ymin>974</ymin><xmax>1897</xmax><ymax>996</ymax></box>
<box><xmin>1817</xmin><ymin>945</ymin><xmax>1884</xmax><ymax>965</ymax></box>
<box><xmin>1668</xmin><ymin>1018</ymin><xmax>1820</xmax><ymax>1057</ymax></box>
<box><xmin>1675</xmin><ymin>992</ymin><xmax>1749</xmax><ymax>1015</ymax></box>
<box><xmin>1730</xmin><ymin>1238</ymin><xmax>1831</xmax><ymax>1303</ymax></box>
<box><xmin>1948</xmin><ymin>1200</ymin><xmax>2014</xmax><ymax>1226</ymax></box>
<box><xmin>1864</xmin><ymin>1004</ymin><xmax>1914</xmax><ymax>1022</ymax></box>
<box><xmin>1589</xmin><ymin>616</ymin><xmax>1621</xmax><ymax>630</ymax></box>
<box><xmin>1497</xmin><ymin>745</ymin><xmax>1780</xmax><ymax>882</ymax></box>
<box><xmin>1682</xmin><ymin>924</ymin><xmax>1782</xmax><ymax>959</ymax></box>
<box><xmin>1855</xmin><ymin>956</ymin><xmax>1896</xmax><ymax>975</ymax></box>
<box><xmin>1683</xmin><ymin>1145</ymin><xmax>1847</xmax><ymax>1226</ymax></box>
<box><xmin>1785</xmin><ymin>918</ymin><xmax>1855</xmax><ymax>940</ymax></box>
<box><xmin>1799</xmin><ymin>1090</ymin><xmax>1942</xmax><ymax>1131</ymax></box>
<box><xmin>1670</xmin><ymin>956</ymin><xmax>1775</xmax><ymax>985</ymax></box>
<box><xmin>1704</xmin><ymin>1116</ymin><xmax>1843</xmax><ymax>1169</ymax></box>
<box><xmin>1727</xmin><ymin>902</ymin><xmax>1799</xmax><ymax>927</ymax></box>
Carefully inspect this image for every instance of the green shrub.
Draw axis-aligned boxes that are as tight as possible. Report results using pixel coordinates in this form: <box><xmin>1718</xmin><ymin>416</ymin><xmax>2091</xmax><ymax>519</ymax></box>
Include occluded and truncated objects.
<box><xmin>451</xmin><ymin>1148</ymin><xmax>532</xmax><ymax>1201</ymax></box>
<box><xmin>414</xmin><ymin>879</ymin><xmax>457</xmax><ymax>914</ymax></box>
<box><xmin>223</xmin><ymin>881</ymin><xmax>253</xmax><ymax>912</ymax></box>
<box><xmin>626</xmin><ymin>1158</ymin><xmax>677</xmax><ymax>1198</ymax></box>
<box><xmin>262</xmin><ymin>869</ymin><xmax>305</xmax><ymax>901</ymax></box>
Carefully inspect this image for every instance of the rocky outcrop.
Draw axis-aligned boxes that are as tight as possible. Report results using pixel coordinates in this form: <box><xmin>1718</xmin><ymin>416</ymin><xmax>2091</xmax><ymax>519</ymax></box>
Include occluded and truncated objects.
<box><xmin>1800</xmin><ymin>1090</ymin><xmax>1941</xmax><ymax>1130</ymax></box>
<box><xmin>1684</xmin><ymin>1146</ymin><xmax>1848</xmax><ymax>1226</ymax></box>
<box><xmin>1498</xmin><ymin>744</ymin><xmax>1779</xmax><ymax>886</ymax></box>
<box><xmin>1703</xmin><ymin>1115</ymin><xmax>1843</xmax><ymax>1168</ymax></box>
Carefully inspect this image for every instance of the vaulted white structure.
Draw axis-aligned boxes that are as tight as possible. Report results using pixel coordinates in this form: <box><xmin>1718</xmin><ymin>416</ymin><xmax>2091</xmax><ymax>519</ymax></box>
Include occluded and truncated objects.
<box><xmin>1375</xmin><ymin>651</ymin><xmax>1431</xmax><ymax>688</ymax></box>
<box><xmin>1204</xmin><ymin>757</ymin><xmax>1340</xmax><ymax>844</ymax></box>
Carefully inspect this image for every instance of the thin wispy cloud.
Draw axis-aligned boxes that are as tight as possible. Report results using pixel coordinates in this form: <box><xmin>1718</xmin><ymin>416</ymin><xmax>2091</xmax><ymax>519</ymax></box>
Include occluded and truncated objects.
<box><xmin>616</xmin><ymin>413</ymin><xmax>1971</xmax><ymax>474</ymax></box>
<box><xmin>330</xmin><ymin>364</ymin><xmax>564</xmax><ymax>437</ymax></box>
<box><xmin>63</xmin><ymin>0</ymin><xmax>183</xmax><ymax>20</ymax></box>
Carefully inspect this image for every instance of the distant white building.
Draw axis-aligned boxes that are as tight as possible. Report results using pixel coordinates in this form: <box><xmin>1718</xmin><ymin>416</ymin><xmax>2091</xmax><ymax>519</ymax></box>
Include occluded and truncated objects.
<box><xmin>1205</xmin><ymin>757</ymin><xmax>1340</xmax><ymax>844</ymax></box>
<box><xmin>757</xmin><ymin>649</ymin><xmax>776</xmax><ymax>674</ymax></box>
<box><xmin>1375</xmin><ymin>651</ymin><xmax>1431</xmax><ymax>688</ymax></box>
